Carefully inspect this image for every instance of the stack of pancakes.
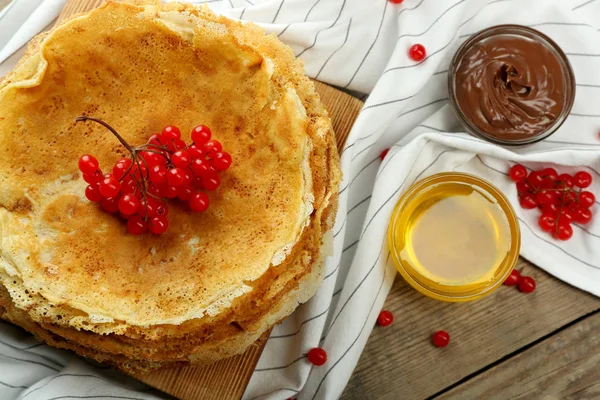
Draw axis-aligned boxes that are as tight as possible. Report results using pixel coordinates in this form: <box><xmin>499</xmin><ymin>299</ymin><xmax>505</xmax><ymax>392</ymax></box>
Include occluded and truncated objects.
<box><xmin>0</xmin><ymin>1</ymin><xmax>340</xmax><ymax>373</ymax></box>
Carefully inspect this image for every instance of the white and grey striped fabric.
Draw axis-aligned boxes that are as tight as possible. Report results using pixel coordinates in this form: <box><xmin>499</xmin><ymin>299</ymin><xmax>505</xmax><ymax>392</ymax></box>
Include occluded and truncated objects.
<box><xmin>1</xmin><ymin>0</ymin><xmax>600</xmax><ymax>399</ymax></box>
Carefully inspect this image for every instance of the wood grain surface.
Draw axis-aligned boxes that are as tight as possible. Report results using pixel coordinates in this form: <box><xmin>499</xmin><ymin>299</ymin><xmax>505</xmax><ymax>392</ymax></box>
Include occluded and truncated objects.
<box><xmin>437</xmin><ymin>311</ymin><xmax>600</xmax><ymax>399</ymax></box>
<box><xmin>342</xmin><ymin>260</ymin><xmax>600</xmax><ymax>400</ymax></box>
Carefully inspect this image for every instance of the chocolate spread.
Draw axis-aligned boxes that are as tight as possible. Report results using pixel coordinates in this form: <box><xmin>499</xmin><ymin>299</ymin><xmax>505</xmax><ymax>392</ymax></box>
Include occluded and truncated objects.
<box><xmin>454</xmin><ymin>33</ymin><xmax>566</xmax><ymax>140</ymax></box>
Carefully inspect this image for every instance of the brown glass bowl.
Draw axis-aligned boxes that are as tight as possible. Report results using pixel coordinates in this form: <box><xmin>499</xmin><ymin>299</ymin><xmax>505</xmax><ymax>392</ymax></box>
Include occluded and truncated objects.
<box><xmin>448</xmin><ymin>25</ymin><xmax>575</xmax><ymax>146</ymax></box>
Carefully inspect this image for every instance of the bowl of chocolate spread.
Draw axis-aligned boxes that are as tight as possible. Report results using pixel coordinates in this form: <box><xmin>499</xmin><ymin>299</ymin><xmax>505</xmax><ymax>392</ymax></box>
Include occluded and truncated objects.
<box><xmin>449</xmin><ymin>25</ymin><xmax>575</xmax><ymax>145</ymax></box>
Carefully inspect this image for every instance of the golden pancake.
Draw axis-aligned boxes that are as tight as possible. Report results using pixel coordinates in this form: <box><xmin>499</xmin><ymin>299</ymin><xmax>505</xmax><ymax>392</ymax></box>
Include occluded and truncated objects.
<box><xmin>0</xmin><ymin>0</ymin><xmax>340</xmax><ymax>371</ymax></box>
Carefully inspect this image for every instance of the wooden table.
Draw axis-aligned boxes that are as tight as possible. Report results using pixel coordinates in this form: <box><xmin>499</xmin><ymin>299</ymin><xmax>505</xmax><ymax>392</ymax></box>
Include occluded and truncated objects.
<box><xmin>342</xmin><ymin>259</ymin><xmax>600</xmax><ymax>399</ymax></box>
<box><xmin>2</xmin><ymin>2</ymin><xmax>599</xmax><ymax>398</ymax></box>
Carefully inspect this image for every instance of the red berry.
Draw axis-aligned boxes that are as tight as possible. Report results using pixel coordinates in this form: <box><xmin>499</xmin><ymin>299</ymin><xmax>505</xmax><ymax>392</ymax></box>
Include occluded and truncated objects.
<box><xmin>574</xmin><ymin>171</ymin><xmax>592</xmax><ymax>188</ymax></box>
<box><xmin>538</xmin><ymin>213</ymin><xmax>556</xmax><ymax>232</ymax></box>
<box><xmin>149</xmin><ymin>164</ymin><xmax>168</xmax><ymax>185</ymax></box>
<box><xmin>553</xmin><ymin>221</ymin><xmax>573</xmax><ymax>241</ymax></box>
<box><xmin>165</xmin><ymin>138</ymin><xmax>186</xmax><ymax>152</ymax></box>
<box><xmin>519</xmin><ymin>194</ymin><xmax>537</xmax><ymax>209</ymax></box>
<box><xmin>155</xmin><ymin>203</ymin><xmax>169</xmax><ymax>217</ymax></box>
<box><xmin>189</xmin><ymin>192</ymin><xmax>209</xmax><ymax>212</ymax></box>
<box><xmin>191</xmin><ymin>125</ymin><xmax>212</xmax><ymax>145</ymax></box>
<box><xmin>78</xmin><ymin>154</ymin><xmax>99</xmax><ymax>174</ymax></box>
<box><xmin>518</xmin><ymin>276</ymin><xmax>536</xmax><ymax>293</ymax></box>
<box><xmin>408</xmin><ymin>44</ymin><xmax>426</xmax><ymax>61</ymax></box>
<box><xmin>380</xmin><ymin>148</ymin><xmax>389</xmax><ymax>160</ymax></box>
<box><xmin>307</xmin><ymin>348</ymin><xmax>327</xmax><ymax>366</ymax></box>
<box><xmin>509</xmin><ymin>164</ymin><xmax>527</xmax><ymax>182</ymax></box>
<box><xmin>99</xmin><ymin>175</ymin><xmax>121</xmax><ymax>198</ymax></box>
<box><xmin>127</xmin><ymin>215</ymin><xmax>147</xmax><ymax>235</ymax></box>
<box><xmin>113</xmin><ymin>158</ymin><xmax>132</xmax><ymax>180</ymax></box>
<box><xmin>85</xmin><ymin>184</ymin><xmax>103</xmax><ymax>202</ymax></box>
<box><xmin>83</xmin><ymin>169</ymin><xmax>103</xmax><ymax>185</ymax></box>
<box><xmin>188</xmin><ymin>144</ymin><xmax>204</xmax><ymax>160</ymax></box>
<box><xmin>556</xmin><ymin>213</ymin><xmax>573</xmax><ymax>228</ymax></box>
<box><xmin>148</xmin><ymin>215</ymin><xmax>168</xmax><ymax>235</ymax></box>
<box><xmin>562</xmin><ymin>190</ymin><xmax>577</xmax><ymax>205</ymax></box>
<box><xmin>130</xmin><ymin>162</ymin><xmax>147</xmax><ymax>181</ymax></box>
<box><xmin>172</xmin><ymin>150</ymin><xmax>191</xmax><ymax>168</ymax></box>
<box><xmin>574</xmin><ymin>206</ymin><xmax>593</xmax><ymax>224</ymax></box>
<box><xmin>166</xmin><ymin>185</ymin><xmax>179</xmax><ymax>199</ymax></box>
<box><xmin>183</xmin><ymin>168</ymin><xmax>193</xmax><ymax>185</ymax></box>
<box><xmin>202</xmin><ymin>171</ymin><xmax>221</xmax><ymax>191</ymax></box>
<box><xmin>541</xmin><ymin>203</ymin><xmax>560</xmax><ymax>216</ymax></box>
<box><xmin>535</xmin><ymin>190</ymin><xmax>555</xmax><ymax>206</ymax></box>
<box><xmin>177</xmin><ymin>184</ymin><xmax>194</xmax><ymax>201</ymax></box>
<box><xmin>432</xmin><ymin>331</ymin><xmax>450</xmax><ymax>347</ymax></box>
<box><xmin>101</xmin><ymin>197</ymin><xmax>119</xmax><ymax>213</ymax></box>
<box><xmin>579</xmin><ymin>191</ymin><xmax>595</xmax><ymax>208</ymax></box>
<box><xmin>162</xmin><ymin>125</ymin><xmax>181</xmax><ymax>140</ymax></box>
<box><xmin>376</xmin><ymin>310</ymin><xmax>393</xmax><ymax>327</ymax></box>
<box><xmin>167</xmin><ymin>167</ymin><xmax>187</xmax><ymax>187</ymax></box>
<box><xmin>516</xmin><ymin>181</ymin><xmax>532</xmax><ymax>194</ymax></box>
<box><xmin>389</xmin><ymin>0</ymin><xmax>404</xmax><ymax>3</ymax></box>
<box><xmin>147</xmin><ymin>134</ymin><xmax>163</xmax><ymax>146</ymax></box>
<box><xmin>118</xmin><ymin>194</ymin><xmax>141</xmax><ymax>216</ymax></box>
<box><xmin>503</xmin><ymin>269</ymin><xmax>521</xmax><ymax>286</ymax></box>
<box><xmin>141</xmin><ymin>151</ymin><xmax>165</xmax><ymax>167</ymax></box>
<box><xmin>191</xmin><ymin>158</ymin><xmax>211</xmax><ymax>176</ymax></box>
<box><xmin>121</xmin><ymin>178</ymin><xmax>137</xmax><ymax>195</ymax></box>
<box><xmin>541</xmin><ymin>167</ymin><xmax>558</xmax><ymax>181</ymax></box>
<box><xmin>527</xmin><ymin>171</ymin><xmax>544</xmax><ymax>187</ymax></box>
<box><xmin>558</xmin><ymin>173</ymin><xmax>574</xmax><ymax>188</ymax></box>
<box><xmin>203</xmin><ymin>140</ymin><xmax>222</xmax><ymax>156</ymax></box>
<box><xmin>212</xmin><ymin>151</ymin><xmax>232</xmax><ymax>171</ymax></box>
<box><xmin>138</xmin><ymin>197</ymin><xmax>161</xmax><ymax>218</ymax></box>
<box><xmin>192</xmin><ymin>176</ymin><xmax>204</xmax><ymax>189</ymax></box>
<box><xmin>539</xmin><ymin>178</ymin><xmax>555</xmax><ymax>190</ymax></box>
<box><xmin>147</xmin><ymin>183</ymin><xmax>167</xmax><ymax>198</ymax></box>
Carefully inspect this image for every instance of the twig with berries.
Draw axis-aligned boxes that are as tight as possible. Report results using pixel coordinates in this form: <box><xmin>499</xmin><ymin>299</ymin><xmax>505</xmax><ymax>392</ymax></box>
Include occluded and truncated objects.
<box><xmin>509</xmin><ymin>164</ymin><xmax>595</xmax><ymax>241</ymax></box>
<box><xmin>76</xmin><ymin>117</ymin><xmax>232</xmax><ymax>235</ymax></box>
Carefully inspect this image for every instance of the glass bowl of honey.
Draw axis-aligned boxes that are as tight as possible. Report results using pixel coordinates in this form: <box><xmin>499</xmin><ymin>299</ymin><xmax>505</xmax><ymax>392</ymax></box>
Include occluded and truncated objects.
<box><xmin>388</xmin><ymin>172</ymin><xmax>520</xmax><ymax>302</ymax></box>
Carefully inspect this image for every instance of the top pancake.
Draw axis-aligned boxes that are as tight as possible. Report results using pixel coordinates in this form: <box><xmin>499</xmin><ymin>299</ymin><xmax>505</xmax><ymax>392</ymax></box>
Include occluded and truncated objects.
<box><xmin>0</xmin><ymin>1</ymin><xmax>336</xmax><ymax>329</ymax></box>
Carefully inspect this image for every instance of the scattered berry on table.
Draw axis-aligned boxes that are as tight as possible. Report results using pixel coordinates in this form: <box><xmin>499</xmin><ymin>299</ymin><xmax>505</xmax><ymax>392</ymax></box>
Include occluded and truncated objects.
<box><xmin>518</xmin><ymin>276</ymin><xmax>536</xmax><ymax>293</ymax></box>
<box><xmin>432</xmin><ymin>330</ymin><xmax>450</xmax><ymax>347</ymax></box>
<box><xmin>503</xmin><ymin>269</ymin><xmax>521</xmax><ymax>286</ymax></box>
<box><xmin>76</xmin><ymin>116</ymin><xmax>232</xmax><ymax>235</ymax></box>
<box><xmin>388</xmin><ymin>0</ymin><xmax>404</xmax><ymax>3</ymax></box>
<box><xmin>307</xmin><ymin>347</ymin><xmax>327</xmax><ymax>366</ymax></box>
<box><xmin>409</xmin><ymin>44</ymin><xmax>426</xmax><ymax>62</ymax></box>
<box><xmin>377</xmin><ymin>310</ymin><xmax>394</xmax><ymax>327</ymax></box>
<box><xmin>380</xmin><ymin>148</ymin><xmax>390</xmax><ymax>160</ymax></box>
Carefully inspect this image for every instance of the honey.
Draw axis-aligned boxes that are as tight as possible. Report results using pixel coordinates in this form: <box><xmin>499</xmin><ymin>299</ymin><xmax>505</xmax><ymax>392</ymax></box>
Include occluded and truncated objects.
<box><xmin>388</xmin><ymin>173</ymin><xmax>520</xmax><ymax>302</ymax></box>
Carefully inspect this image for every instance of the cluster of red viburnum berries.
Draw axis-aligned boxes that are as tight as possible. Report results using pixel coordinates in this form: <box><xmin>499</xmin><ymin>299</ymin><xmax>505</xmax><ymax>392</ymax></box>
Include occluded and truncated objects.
<box><xmin>76</xmin><ymin>116</ymin><xmax>231</xmax><ymax>235</ymax></box>
<box><xmin>509</xmin><ymin>164</ymin><xmax>594</xmax><ymax>241</ymax></box>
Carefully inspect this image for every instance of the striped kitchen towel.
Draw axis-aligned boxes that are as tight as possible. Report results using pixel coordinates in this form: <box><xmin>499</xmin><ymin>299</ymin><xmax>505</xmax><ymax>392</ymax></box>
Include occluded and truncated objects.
<box><xmin>1</xmin><ymin>0</ymin><xmax>599</xmax><ymax>399</ymax></box>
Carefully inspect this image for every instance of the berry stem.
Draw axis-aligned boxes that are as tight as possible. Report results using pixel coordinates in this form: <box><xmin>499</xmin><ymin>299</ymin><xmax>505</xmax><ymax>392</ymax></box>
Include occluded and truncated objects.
<box><xmin>555</xmin><ymin>188</ymin><xmax>567</xmax><ymax>235</ymax></box>
<box><xmin>76</xmin><ymin>116</ymin><xmax>135</xmax><ymax>155</ymax></box>
<box><xmin>76</xmin><ymin>116</ymin><xmax>168</xmax><ymax>216</ymax></box>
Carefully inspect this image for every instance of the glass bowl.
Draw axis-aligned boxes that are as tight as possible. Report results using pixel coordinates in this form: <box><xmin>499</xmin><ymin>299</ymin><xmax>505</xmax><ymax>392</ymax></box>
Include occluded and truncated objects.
<box><xmin>448</xmin><ymin>25</ymin><xmax>575</xmax><ymax>146</ymax></box>
<box><xmin>388</xmin><ymin>172</ymin><xmax>521</xmax><ymax>302</ymax></box>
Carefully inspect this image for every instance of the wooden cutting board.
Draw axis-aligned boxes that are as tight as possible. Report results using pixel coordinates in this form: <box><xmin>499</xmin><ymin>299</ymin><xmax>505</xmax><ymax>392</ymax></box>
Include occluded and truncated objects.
<box><xmin>51</xmin><ymin>2</ymin><xmax>363</xmax><ymax>399</ymax></box>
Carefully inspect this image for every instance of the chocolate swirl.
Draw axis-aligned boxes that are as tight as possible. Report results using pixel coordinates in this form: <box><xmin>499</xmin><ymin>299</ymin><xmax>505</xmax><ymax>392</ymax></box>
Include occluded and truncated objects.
<box><xmin>454</xmin><ymin>34</ymin><xmax>566</xmax><ymax>140</ymax></box>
